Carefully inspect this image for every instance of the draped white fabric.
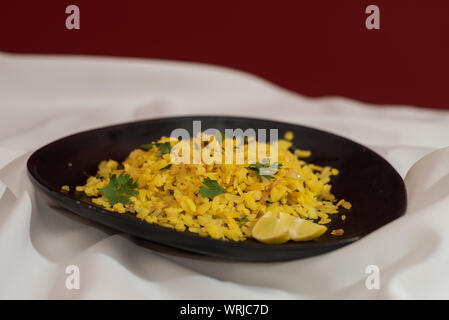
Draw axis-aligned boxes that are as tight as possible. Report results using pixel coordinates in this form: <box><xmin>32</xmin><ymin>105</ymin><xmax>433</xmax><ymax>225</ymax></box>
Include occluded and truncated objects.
<box><xmin>1</xmin><ymin>53</ymin><xmax>449</xmax><ymax>299</ymax></box>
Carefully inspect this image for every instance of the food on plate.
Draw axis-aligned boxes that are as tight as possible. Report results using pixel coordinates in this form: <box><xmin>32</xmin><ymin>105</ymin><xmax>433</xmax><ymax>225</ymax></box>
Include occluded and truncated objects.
<box><xmin>252</xmin><ymin>211</ymin><xmax>328</xmax><ymax>244</ymax></box>
<box><xmin>74</xmin><ymin>131</ymin><xmax>351</xmax><ymax>243</ymax></box>
<box><xmin>251</xmin><ymin>211</ymin><xmax>290</xmax><ymax>244</ymax></box>
<box><xmin>330</xmin><ymin>228</ymin><xmax>345</xmax><ymax>236</ymax></box>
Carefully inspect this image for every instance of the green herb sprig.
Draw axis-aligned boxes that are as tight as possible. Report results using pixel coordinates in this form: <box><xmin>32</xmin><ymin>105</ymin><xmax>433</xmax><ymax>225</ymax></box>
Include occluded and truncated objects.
<box><xmin>98</xmin><ymin>173</ymin><xmax>139</xmax><ymax>206</ymax></box>
<box><xmin>199</xmin><ymin>177</ymin><xmax>226</xmax><ymax>198</ymax></box>
<box><xmin>160</xmin><ymin>164</ymin><xmax>172</xmax><ymax>171</ymax></box>
<box><xmin>141</xmin><ymin>142</ymin><xmax>172</xmax><ymax>158</ymax></box>
<box><xmin>239</xmin><ymin>215</ymin><xmax>248</xmax><ymax>227</ymax></box>
<box><xmin>246</xmin><ymin>159</ymin><xmax>282</xmax><ymax>182</ymax></box>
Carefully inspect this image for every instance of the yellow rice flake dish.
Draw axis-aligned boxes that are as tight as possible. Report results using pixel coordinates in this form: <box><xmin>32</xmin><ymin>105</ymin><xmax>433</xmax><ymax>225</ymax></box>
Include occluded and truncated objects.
<box><xmin>75</xmin><ymin>132</ymin><xmax>351</xmax><ymax>243</ymax></box>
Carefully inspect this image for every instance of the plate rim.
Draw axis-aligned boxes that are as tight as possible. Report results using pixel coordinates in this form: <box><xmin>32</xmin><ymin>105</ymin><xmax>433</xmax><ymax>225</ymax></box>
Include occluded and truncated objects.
<box><xmin>26</xmin><ymin>115</ymin><xmax>407</xmax><ymax>260</ymax></box>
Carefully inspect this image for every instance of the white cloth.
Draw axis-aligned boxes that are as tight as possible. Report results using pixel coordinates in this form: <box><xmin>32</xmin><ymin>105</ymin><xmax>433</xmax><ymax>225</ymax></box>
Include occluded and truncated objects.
<box><xmin>1</xmin><ymin>52</ymin><xmax>449</xmax><ymax>299</ymax></box>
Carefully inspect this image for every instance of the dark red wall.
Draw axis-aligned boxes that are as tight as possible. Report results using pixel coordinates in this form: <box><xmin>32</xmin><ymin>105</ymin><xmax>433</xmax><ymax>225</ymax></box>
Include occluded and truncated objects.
<box><xmin>1</xmin><ymin>1</ymin><xmax>449</xmax><ymax>110</ymax></box>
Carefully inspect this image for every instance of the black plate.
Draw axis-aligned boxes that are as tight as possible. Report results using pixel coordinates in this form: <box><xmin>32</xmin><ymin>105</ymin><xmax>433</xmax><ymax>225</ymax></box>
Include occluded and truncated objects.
<box><xmin>27</xmin><ymin>116</ymin><xmax>407</xmax><ymax>262</ymax></box>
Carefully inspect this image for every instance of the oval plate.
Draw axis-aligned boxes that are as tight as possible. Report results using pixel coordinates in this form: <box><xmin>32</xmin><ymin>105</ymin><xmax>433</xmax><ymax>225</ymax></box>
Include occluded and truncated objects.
<box><xmin>27</xmin><ymin>116</ymin><xmax>407</xmax><ymax>262</ymax></box>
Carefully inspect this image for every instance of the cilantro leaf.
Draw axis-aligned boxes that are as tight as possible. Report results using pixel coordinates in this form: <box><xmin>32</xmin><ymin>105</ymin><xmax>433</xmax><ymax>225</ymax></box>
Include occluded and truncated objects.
<box><xmin>246</xmin><ymin>160</ymin><xmax>282</xmax><ymax>182</ymax></box>
<box><xmin>156</xmin><ymin>142</ymin><xmax>172</xmax><ymax>157</ymax></box>
<box><xmin>140</xmin><ymin>143</ymin><xmax>156</xmax><ymax>150</ymax></box>
<box><xmin>160</xmin><ymin>164</ymin><xmax>172</xmax><ymax>171</ymax></box>
<box><xmin>239</xmin><ymin>215</ymin><xmax>248</xmax><ymax>227</ymax></box>
<box><xmin>98</xmin><ymin>173</ymin><xmax>139</xmax><ymax>206</ymax></box>
<box><xmin>199</xmin><ymin>177</ymin><xmax>226</xmax><ymax>198</ymax></box>
<box><xmin>141</xmin><ymin>142</ymin><xmax>172</xmax><ymax>157</ymax></box>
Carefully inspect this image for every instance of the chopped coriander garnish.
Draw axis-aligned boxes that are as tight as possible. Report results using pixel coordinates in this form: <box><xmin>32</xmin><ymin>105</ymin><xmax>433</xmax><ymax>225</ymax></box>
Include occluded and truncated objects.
<box><xmin>141</xmin><ymin>142</ymin><xmax>172</xmax><ymax>158</ymax></box>
<box><xmin>156</xmin><ymin>142</ymin><xmax>172</xmax><ymax>157</ymax></box>
<box><xmin>160</xmin><ymin>164</ymin><xmax>172</xmax><ymax>171</ymax></box>
<box><xmin>140</xmin><ymin>142</ymin><xmax>157</xmax><ymax>150</ymax></box>
<box><xmin>199</xmin><ymin>177</ymin><xmax>226</xmax><ymax>198</ymax></box>
<box><xmin>97</xmin><ymin>173</ymin><xmax>139</xmax><ymax>206</ymax></box>
<box><xmin>239</xmin><ymin>215</ymin><xmax>248</xmax><ymax>227</ymax></box>
<box><xmin>246</xmin><ymin>160</ymin><xmax>282</xmax><ymax>182</ymax></box>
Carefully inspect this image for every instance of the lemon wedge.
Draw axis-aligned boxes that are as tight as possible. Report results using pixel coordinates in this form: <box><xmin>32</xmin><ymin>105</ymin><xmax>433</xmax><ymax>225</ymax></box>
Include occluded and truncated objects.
<box><xmin>252</xmin><ymin>211</ymin><xmax>290</xmax><ymax>244</ymax></box>
<box><xmin>279</xmin><ymin>212</ymin><xmax>327</xmax><ymax>241</ymax></box>
<box><xmin>279</xmin><ymin>212</ymin><xmax>298</xmax><ymax>228</ymax></box>
<box><xmin>290</xmin><ymin>220</ymin><xmax>327</xmax><ymax>241</ymax></box>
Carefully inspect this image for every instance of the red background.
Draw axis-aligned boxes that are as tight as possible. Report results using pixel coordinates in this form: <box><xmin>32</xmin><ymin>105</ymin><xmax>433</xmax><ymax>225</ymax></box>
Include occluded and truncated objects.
<box><xmin>1</xmin><ymin>1</ymin><xmax>449</xmax><ymax>110</ymax></box>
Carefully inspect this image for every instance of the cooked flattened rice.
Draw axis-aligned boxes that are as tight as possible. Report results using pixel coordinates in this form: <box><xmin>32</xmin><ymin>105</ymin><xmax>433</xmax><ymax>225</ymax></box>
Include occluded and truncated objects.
<box><xmin>75</xmin><ymin>131</ymin><xmax>351</xmax><ymax>242</ymax></box>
